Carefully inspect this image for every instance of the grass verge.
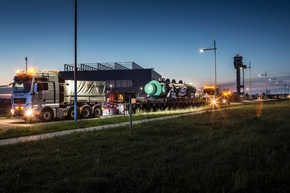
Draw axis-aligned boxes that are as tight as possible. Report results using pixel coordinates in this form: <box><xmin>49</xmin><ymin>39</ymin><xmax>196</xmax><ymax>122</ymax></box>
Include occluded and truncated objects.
<box><xmin>0</xmin><ymin>100</ymin><xmax>289</xmax><ymax>192</ymax></box>
<box><xmin>0</xmin><ymin>107</ymin><xmax>204</xmax><ymax>140</ymax></box>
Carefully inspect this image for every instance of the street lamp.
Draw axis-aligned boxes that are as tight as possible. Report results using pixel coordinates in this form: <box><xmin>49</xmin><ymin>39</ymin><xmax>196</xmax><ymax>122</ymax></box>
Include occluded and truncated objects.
<box><xmin>258</xmin><ymin>71</ymin><xmax>268</xmax><ymax>98</ymax></box>
<box><xmin>109</xmin><ymin>84</ymin><xmax>113</xmax><ymax>92</ymax></box>
<box><xmin>200</xmin><ymin>40</ymin><xmax>217</xmax><ymax>95</ymax></box>
<box><xmin>268</xmin><ymin>76</ymin><xmax>276</xmax><ymax>81</ymax></box>
<box><xmin>275</xmin><ymin>81</ymin><xmax>287</xmax><ymax>95</ymax></box>
<box><xmin>275</xmin><ymin>81</ymin><xmax>283</xmax><ymax>94</ymax></box>
<box><xmin>269</xmin><ymin>76</ymin><xmax>277</xmax><ymax>94</ymax></box>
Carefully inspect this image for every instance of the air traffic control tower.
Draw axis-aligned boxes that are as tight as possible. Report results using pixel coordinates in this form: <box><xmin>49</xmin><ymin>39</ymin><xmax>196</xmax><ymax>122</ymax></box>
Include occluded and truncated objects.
<box><xmin>234</xmin><ymin>55</ymin><xmax>247</xmax><ymax>95</ymax></box>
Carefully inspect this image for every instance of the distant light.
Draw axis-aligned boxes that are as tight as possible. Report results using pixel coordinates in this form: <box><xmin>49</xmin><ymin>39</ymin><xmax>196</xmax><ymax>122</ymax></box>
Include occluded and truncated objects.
<box><xmin>199</xmin><ymin>49</ymin><xmax>204</xmax><ymax>53</ymax></box>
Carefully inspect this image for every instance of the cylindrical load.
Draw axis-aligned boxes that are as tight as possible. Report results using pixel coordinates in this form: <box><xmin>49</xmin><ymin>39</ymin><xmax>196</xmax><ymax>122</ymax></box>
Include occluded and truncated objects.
<box><xmin>144</xmin><ymin>80</ymin><xmax>166</xmax><ymax>97</ymax></box>
<box><xmin>171</xmin><ymin>83</ymin><xmax>196</xmax><ymax>98</ymax></box>
<box><xmin>184</xmin><ymin>84</ymin><xmax>196</xmax><ymax>94</ymax></box>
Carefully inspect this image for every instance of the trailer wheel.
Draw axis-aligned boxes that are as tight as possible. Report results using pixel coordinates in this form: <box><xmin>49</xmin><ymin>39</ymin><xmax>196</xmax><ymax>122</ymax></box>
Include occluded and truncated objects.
<box><xmin>81</xmin><ymin>106</ymin><xmax>91</xmax><ymax>119</ymax></box>
<box><xmin>40</xmin><ymin>108</ymin><xmax>54</xmax><ymax>122</ymax></box>
<box><xmin>92</xmin><ymin>107</ymin><xmax>102</xmax><ymax>118</ymax></box>
<box><xmin>134</xmin><ymin>106</ymin><xmax>141</xmax><ymax>114</ymax></box>
<box><xmin>160</xmin><ymin>104</ymin><xmax>165</xmax><ymax>111</ymax></box>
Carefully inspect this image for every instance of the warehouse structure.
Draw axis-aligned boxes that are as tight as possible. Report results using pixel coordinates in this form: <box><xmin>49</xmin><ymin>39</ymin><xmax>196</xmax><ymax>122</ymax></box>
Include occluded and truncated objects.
<box><xmin>59</xmin><ymin>62</ymin><xmax>162</xmax><ymax>96</ymax></box>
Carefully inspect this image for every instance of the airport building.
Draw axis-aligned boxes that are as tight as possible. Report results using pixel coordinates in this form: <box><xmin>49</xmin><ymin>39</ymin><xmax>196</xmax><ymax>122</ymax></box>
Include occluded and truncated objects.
<box><xmin>59</xmin><ymin>62</ymin><xmax>162</xmax><ymax>96</ymax></box>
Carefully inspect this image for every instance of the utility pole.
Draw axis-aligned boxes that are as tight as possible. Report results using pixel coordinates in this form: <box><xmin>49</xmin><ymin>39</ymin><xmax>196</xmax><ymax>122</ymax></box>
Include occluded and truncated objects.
<box><xmin>213</xmin><ymin>40</ymin><xmax>217</xmax><ymax>99</ymax></box>
<box><xmin>129</xmin><ymin>93</ymin><xmax>132</xmax><ymax>132</ymax></box>
<box><xmin>74</xmin><ymin>0</ymin><xmax>78</xmax><ymax>122</ymax></box>
<box><xmin>25</xmin><ymin>57</ymin><xmax>28</xmax><ymax>71</ymax></box>
<box><xmin>200</xmin><ymin>40</ymin><xmax>217</xmax><ymax>98</ymax></box>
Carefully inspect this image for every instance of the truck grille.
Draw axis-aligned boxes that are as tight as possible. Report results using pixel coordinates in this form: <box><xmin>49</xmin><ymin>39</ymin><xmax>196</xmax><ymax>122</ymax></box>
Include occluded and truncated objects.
<box><xmin>14</xmin><ymin>98</ymin><xmax>26</xmax><ymax>104</ymax></box>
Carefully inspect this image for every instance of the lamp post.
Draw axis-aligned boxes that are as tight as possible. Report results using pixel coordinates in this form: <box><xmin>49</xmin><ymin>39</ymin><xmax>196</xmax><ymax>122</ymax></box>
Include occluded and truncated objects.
<box><xmin>74</xmin><ymin>0</ymin><xmax>78</xmax><ymax>122</ymax></box>
<box><xmin>200</xmin><ymin>40</ymin><xmax>217</xmax><ymax>96</ymax></box>
<box><xmin>139</xmin><ymin>86</ymin><xmax>143</xmax><ymax>97</ymax></box>
<box><xmin>258</xmin><ymin>71</ymin><xmax>268</xmax><ymax>99</ymax></box>
<box><xmin>269</xmin><ymin>76</ymin><xmax>277</xmax><ymax>94</ymax></box>
<box><xmin>25</xmin><ymin>57</ymin><xmax>28</xmax><ymax>71</ymax></box>
<box><xmin>248</xmin><ymin>62</ymin><xmax>252</xmax><ymax>101</ymax></box>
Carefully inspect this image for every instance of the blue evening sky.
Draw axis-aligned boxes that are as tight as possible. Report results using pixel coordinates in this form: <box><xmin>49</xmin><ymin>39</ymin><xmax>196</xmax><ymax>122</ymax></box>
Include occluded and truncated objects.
<box><xmin>0</xmin><ymin>0</ymin><xmax>290</xmax><ymax>93</ymax></box>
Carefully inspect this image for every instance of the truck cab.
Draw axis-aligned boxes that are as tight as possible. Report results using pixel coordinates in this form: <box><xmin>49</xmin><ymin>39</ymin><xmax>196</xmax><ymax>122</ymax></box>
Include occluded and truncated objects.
<box><xmin>11</xmin><ymin>69</ymin><xmax>105</xmax><ymax>122</ymax></box>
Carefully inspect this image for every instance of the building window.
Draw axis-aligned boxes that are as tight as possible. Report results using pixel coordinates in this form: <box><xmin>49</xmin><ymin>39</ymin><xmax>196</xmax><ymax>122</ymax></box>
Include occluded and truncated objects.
<box><xmin>126</xmin><ymin>80</ymin><xmax>133</xmax><ymax>87</ymax></box>
<box><xmin>107</xmin><ymin>80</ymin><xmax>133</xmax><ymax>88</ymax></box>
<box><xmin>106</xmin><ymin>80</ymin><xmax>115</xmax><ymax>88</ymax></box>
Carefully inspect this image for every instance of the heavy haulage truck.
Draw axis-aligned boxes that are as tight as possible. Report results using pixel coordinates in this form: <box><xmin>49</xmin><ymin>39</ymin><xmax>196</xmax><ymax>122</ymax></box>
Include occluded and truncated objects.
<box><xmin>11</xmin><ymin>69</ymin><xmax>105</xmax><ymax>122</ymax></box>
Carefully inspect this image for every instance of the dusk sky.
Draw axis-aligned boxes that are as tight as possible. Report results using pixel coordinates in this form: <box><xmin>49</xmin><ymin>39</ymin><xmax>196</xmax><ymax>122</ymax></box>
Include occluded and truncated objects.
<box><xmin>1</xmin><ymin>0</ymin><xmax>290</xmax><ymax>93</ymax></box>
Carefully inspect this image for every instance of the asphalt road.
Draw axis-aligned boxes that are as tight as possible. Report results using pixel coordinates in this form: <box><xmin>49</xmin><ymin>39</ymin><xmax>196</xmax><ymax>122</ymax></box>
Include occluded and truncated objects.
<box><xmin>0</xmin><ymin>113</ymin><xmax>120</xmax><ymax>130</ymax></box>
<box><xmin>0</xmin><ymin>117</ymin><xmax>34</xmax><ymax>129</ymax></box>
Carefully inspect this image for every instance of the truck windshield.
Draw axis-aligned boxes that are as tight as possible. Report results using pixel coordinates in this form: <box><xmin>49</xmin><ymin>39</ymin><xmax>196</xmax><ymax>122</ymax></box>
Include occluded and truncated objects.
<box><xmin>12</xmin><ymin>81</ymin><xmax>32</xmax><ymax>93</ymax></box>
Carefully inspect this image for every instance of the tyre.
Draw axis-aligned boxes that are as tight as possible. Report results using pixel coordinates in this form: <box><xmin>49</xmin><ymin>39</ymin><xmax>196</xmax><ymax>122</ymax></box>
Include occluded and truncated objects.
<box><xmin>92</xmin><ymin>106</ymin><xmax>102</xmax><ymax>118</ymax></box>
<box><xmin>40</xmin><ymin>108</ymin><xmax>54</xmax><ymax>122</ymax></box>
<box><xmin>67</xmin><ymin>107</ymin><xmax>80</xmax><ymax>120</ymax></box>
<box><xmin>81</xmin><ymin>106</ymin><xmax>91</xmax><ymax>119</ymax></box>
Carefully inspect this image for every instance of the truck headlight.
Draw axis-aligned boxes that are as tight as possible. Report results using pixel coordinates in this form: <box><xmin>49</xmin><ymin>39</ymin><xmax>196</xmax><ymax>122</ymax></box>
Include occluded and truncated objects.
<box><xmin>25</xmin><ymin>109</ymin><xmax>34</xmax><ymax>117</ymax></box>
